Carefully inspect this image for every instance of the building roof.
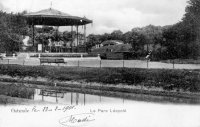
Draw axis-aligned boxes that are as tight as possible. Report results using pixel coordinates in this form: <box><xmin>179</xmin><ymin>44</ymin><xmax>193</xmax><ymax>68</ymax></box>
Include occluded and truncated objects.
<box><xmin>111</xmin><ymin>44</ymin><xmax>132</xmax><ymax>53</ymax></box>
<box><xmin>102</xmin><ymin>40</ymin><xmax>124</xmax><ymax>46</ymax></box>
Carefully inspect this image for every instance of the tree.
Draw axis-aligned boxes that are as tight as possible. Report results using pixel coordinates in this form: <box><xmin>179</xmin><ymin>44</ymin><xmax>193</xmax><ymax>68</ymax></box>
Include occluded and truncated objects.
<box><xmin>110</xmin><ymin>30</ymin><xmax>123</xmax><ymax>40</ymax></box>
<box><xmin>0</xmin><ymin>11</ymin><xmax>28</xmax><ymax>53</ymax></box>
<box><xmin>162</xmin><ymin>21</ymin><xmax>198</xmax><ymax>59</ymax></box>
<box><xmin>183</xmin><ymin>0</ymin><xmax>200</xmax><ymax>57</ymax></box>
<box><xmin>123</xmin><ymin>31</ymin><xmax>146</xmax><ymax>57</ymax></box>
<box><xmin>132</xmin><ymin>25</ymin><xmax>163</xmax><ymax>45</ymax></box>
<box><xmin>86</xmin><ymin>34</ymin><xmax>101</xmax><ymax>51</ymax></box>
<box><xmin>63</xmin><ymin>31</ymin><xmax>76</xmax><ymax>42</ymax></box>
<box><xmin>99</xmin><ymin>33</ymin><xmax>112</xmax><ymax>42</ymax></box>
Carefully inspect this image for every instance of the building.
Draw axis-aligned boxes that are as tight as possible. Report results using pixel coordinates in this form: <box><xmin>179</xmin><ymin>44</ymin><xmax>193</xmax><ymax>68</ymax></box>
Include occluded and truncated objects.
<box><xmin>91</xmin><ymin>40</ymin><xmax>133</xmax><ymax>59</ymax></box>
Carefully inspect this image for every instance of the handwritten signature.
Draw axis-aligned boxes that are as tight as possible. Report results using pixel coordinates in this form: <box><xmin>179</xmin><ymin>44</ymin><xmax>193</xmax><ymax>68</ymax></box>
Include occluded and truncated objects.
<box><xmin>59</xmin><ymin>113</ymin><xmax>95</xmax><ymax>127</ymax></box>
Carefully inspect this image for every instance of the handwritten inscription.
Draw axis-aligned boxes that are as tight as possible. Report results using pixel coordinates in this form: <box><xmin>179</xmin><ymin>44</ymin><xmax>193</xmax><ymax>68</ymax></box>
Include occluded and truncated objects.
<box><xmin>11</xmin><ymin>105</ymin><xmax>76</xmax><ymax>113</ymax></box>
<box><xmin>59</xmin><ymin>113</ymin><xmax>95</xmax><ymax>127</ymax></box>
<box><xmin>11</xmin><ymin>108</ymin><xmax>29</xmax><ymax>113</ymax></box>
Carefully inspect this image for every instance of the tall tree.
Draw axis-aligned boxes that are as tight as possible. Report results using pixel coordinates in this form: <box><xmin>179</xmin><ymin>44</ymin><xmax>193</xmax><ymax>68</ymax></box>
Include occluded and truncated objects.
<box><xmin>183</xmin><ymin>0</ymin><xmax>200</xmax><ymax>57</ymax></box>
<box><xmin>132</xmin><ymin>25</ymin><xmax>163</xmax><ymax>45</ymax></box>
<box><xmin>0</xmin><ymin>12</ymin><xmax>28</xmax><ymax>52</ymax></box>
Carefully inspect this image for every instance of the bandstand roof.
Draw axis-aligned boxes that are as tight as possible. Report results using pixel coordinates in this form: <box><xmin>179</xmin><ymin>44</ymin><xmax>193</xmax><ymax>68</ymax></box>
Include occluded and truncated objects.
<box><xmin>24</xmin><ymin>8</ymin><xmax>93</xmax><ymax>26</ymax></box>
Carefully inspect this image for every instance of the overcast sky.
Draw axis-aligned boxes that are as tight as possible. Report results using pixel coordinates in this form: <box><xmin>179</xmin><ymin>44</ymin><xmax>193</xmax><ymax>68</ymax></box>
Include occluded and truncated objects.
<box><xmin>0</xmin><ymin>0</ymin><xmax>188</xmax><ymax>34</ymax></box>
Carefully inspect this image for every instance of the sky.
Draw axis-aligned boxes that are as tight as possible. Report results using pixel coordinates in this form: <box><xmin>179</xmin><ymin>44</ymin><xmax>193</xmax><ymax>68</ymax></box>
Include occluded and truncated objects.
<box><xmin>0</xmin><ymin>0</ymin><xmax>188</xmax><ymax>35</ymax></box>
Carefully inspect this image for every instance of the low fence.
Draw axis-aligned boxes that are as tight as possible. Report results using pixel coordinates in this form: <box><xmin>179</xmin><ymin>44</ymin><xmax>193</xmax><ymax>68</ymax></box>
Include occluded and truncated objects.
<box><xmin>0</xmin><ymin>58</ymin><xmax>200</xmax><ymax>69</ymax></box>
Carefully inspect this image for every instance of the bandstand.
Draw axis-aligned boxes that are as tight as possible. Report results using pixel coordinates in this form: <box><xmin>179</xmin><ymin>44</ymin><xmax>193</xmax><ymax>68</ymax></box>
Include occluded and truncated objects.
<box><xmin>24</xmin><ymin>8</ymin><xmax>92</xmax><ymax>52</ymax></box>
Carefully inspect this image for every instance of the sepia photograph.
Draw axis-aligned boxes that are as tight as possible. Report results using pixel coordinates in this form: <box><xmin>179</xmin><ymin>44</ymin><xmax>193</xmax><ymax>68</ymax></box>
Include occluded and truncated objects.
<box><xmin>0</xmin><ymin>0</ymin><xmax>200</xmax><ymax>127</ymax></box>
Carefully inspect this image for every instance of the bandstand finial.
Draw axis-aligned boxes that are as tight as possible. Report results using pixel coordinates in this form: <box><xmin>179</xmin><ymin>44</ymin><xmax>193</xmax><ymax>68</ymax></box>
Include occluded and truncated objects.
<box><xmin>50</xmin><ymin>1</ymin><xmax>53</xmax><ymax>9</ymax></box>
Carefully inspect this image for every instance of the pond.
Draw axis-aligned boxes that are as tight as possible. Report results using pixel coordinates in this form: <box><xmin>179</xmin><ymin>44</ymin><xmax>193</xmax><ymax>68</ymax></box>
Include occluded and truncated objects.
<box><xmin>0</xmin><ymin>82</ymin><xmax>199</xmax><ymax>104</ymax></box>
<box><xmin>32</xmin><ymin>88</ymin><xmax>200</xmax><ymax>105</ymax></box>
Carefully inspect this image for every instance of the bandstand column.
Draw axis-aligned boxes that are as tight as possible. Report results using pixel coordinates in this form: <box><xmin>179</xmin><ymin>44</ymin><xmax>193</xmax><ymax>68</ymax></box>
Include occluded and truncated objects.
<box><xmin>76</xmin><ymin>25</ymin><xmax>79</xmax><ymax>52</ymax></box>
<box><xmin>84</xmin><ymin>25</ymin><xmax>86</xmax><ymax>52</ymax></box>
<box><xmin>71</xmin><ymin>26</ymin><xmax>73</xmax><ymax>52</ymax></box>
<box><xmin>32</xmin><ymin>24</ymin><xmax>35</xmax><ymax>52</ymax></box>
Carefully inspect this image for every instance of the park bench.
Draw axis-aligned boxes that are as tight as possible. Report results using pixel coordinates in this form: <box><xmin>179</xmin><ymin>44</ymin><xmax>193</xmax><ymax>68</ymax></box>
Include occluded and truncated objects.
<box><xmin>40</xmin><ymin>58</ymin><xmax>67</xmax><ymax>66</ymax></box>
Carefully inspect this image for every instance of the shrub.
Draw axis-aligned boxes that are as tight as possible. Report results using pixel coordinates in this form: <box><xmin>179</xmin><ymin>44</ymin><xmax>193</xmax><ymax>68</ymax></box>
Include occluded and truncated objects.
<box><xmin>0</xmin><ymin>83</ymin><xmax>34</xmax><ymax>99</ymax></box>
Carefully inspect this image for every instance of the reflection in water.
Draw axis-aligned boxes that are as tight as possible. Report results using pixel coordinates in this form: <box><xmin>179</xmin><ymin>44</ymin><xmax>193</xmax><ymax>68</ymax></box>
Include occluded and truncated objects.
<box><xmin>32</xmin><ymin>88</ymin><xmax>200</xmax><ymax>105</ymax></box>
<box><xmin>34</xmin><ymin>89</ymin><xmax>126</xmax><ymax>105</ymax></box>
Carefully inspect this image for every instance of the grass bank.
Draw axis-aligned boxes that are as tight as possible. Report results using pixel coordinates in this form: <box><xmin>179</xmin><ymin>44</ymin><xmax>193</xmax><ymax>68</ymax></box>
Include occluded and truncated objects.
<box><xmin>0</xmin><ymin>64</ymin><xmax>200</xmax><ymax>93</ymax></box>
<box><xmin>0</xmin><ymin>83</ymin><xmax>35</xmax><ymax>104</ymax></box>
<box><xmin>0</xmin><ymin>83</ymin><xmax>34</xmax><ymax>99</ymax></box>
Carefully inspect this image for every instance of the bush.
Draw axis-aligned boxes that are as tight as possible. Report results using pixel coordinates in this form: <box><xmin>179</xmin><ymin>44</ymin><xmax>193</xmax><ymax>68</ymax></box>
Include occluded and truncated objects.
<box><xmin>0</xmin><ymin>84</ymin><xmax>34</xmax><ymax>99</ymax></box>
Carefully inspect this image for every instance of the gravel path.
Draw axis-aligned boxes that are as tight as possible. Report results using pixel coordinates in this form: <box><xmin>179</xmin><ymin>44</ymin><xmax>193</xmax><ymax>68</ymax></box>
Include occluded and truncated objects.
<box><xmin>0</xmin><ymin>57</ymin><xmax>200</xmax><ymax>69</ymax></box>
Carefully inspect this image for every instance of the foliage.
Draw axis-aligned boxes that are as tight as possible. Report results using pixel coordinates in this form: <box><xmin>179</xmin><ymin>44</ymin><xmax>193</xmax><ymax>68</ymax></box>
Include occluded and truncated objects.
<box><xmin>123</xmin><ymin>31</ymin><xmax>146</xmax><ymax>54</ymax></box>
<box><xmin>0</xmin><ymin>64</ymin><xmax>200</xmax><ymax>92</ymax></box>
<box><xmin>0</xmin><ymin>11</ymin><xmax>28</xmax><ymax>53</ymax></box>
<box><xmin>132</xmin><ymin>25</ymin><xmax>163</xmax><ymax>44</ymax></box>
<box><xmin>87</xmin><ymin>25</ymin><xmax>163</xmax><ymax>58</ymax></box>
<box><xmin>182</xmin><ymin>0</ymin><xmax>200</xmax><ymax>57</ymax></box>
<box><xmin>0</xmin><ymin>83</ymin><xmax>34</xmax><ymax>99</ymax></box>
<box><xmin>1</xmin><ymin>0</ymin><xmax>200</xmax><ymax>60</ymax></box>
<box><xmin>110</xmin><ymin>30</ymin><xmax>123</xmax><ymax>41</ymax></box>
<box><xmin>86</xmin><ymin>34</ymin><xmax>101</xmax><ymax>52</ymax></box>
<box><xmin>86</xmin><ymin>0</ymin><xmax>200</xmax><ymax>60</ymax></box>
<box><xmin>63</xmin><ymin>31</ymin><xmax>76</xmax><ymax>42</ymax></box>
<box><xmin>162</xmin><ymin>21</ymin><xmax>198</xmax><ymax>59</ymax></box>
